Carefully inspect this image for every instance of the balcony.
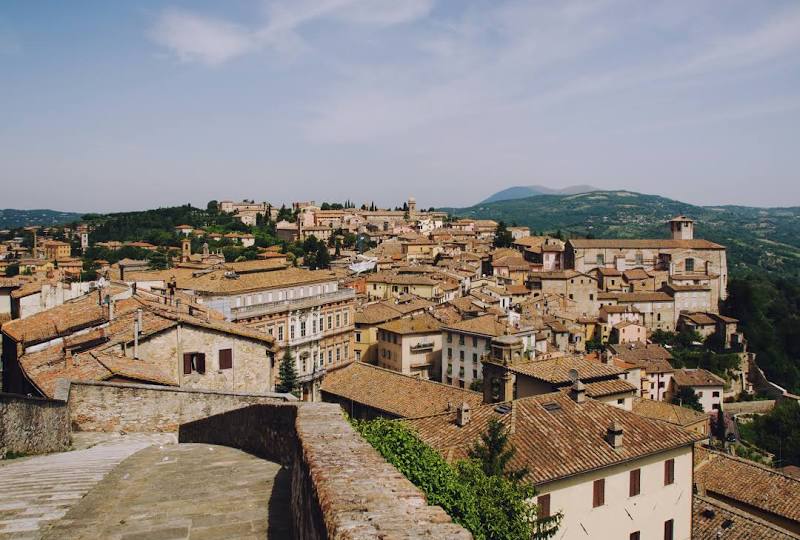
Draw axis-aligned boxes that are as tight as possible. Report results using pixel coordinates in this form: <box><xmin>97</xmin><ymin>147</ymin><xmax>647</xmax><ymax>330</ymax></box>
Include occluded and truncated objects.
<box><xmin>410</xmin><ymin>342</ymin><xmax>435</xmax><ymax>353</ymax></box>
<box><xmin>230</xmin><ymin>288</ymin><xmax>355</xmax><ymax>320</ymax></box>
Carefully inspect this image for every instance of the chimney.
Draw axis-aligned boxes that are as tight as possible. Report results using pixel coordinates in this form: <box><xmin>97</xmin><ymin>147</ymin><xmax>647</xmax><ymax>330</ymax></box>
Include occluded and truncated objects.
<box><xmin>601</xmin><ymin>350</ymin><xmax>611</xmax><ymax>364</ymax></box>
<box><xmin>606</xmin><ymin>421</ymin><xmax>624</xmax><ymax>449</ymax></box>
<box><xmin>108</xmin><ymin>300</ymin><xmax>115</xmax><ymax>321</ymax></box>
<box><xmin>133</xmin><ymin>319</ymin><xmax>140</xmax><ymax>360</ymax></box>
<box><xmin>137</xmin><ymin>309</ymin><xmax>143</xmax><ymax>334</ymax></box>
<box><xmin>570</xmin><ymin>380</ymin><xmax>586</xmax><ymax>403</ymax></box>
<box><xmin>456</xmin><ymin>402</ymin><xmax>471</xmax><ymax>427</ymax></box>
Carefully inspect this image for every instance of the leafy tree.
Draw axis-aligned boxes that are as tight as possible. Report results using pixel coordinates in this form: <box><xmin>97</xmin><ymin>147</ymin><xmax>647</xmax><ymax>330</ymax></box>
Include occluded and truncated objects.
<box><xmin>671</xmin><ymin>387</ymin><xmax>703</xmax><ymax>412</ymax></box>
<box><xmin>493</xmin><ymin>221</ymin><xmax>513</xmax><ymax>248</ymax></box>
<box><xmin>353</xmin><ymin>418</ymin><xmax>560</xmax><ymax>540</ymax></box>
<box><xmin>206</xmin><ymin>200</ymin><xmax>219</xmax><ymax>213</ymax></box>
<box><xmin>469</xmin><ymin>418</ymin><xmax>528</xmax><ymax>482</ymax></box>
<box><xmin>321</xmin><ymin>202</ymin><xmax>331</xmax><ymax>210</ymax></box>
<box><xmin>744</xmin><ymin>400</ymin><xmax>800</xmax><ymax>467</ymax></box>
<box><xmin>469</xmin><ymin>378</ymin><xmax>483</xmax><ymax>392</ymax></box>
<box><xmin>276</xmin><ymin>349</ymin><xmax>299</xmax><ymax>396</ymax></box>
<box><xmin>148</xmin><ymin>250</ymin><xmax>170</xmax><ymax>270</ymax></box>
<box><xmin>5</xmin><ymin>263</ymin><xmax>19</xmax><ymax>277</ymax></box>
<box><xmin>277</xmin><ymin>204</ymin><xmax>293</xmax><ymax>222</ymax></box>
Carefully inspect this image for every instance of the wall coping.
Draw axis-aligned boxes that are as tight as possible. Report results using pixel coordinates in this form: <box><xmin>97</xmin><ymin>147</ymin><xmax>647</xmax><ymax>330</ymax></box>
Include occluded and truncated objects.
<box><xmin>53</xmin><ymin>379</ymin><xmax>298</xmax><ymax>402</ymax></box>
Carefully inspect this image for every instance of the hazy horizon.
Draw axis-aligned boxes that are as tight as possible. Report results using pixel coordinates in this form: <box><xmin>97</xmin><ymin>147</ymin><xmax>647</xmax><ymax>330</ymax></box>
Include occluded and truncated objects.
<box><xmin>2</xmin><ymin>1</ymin><xmax>800</xmax><ymax>212</ymax></box>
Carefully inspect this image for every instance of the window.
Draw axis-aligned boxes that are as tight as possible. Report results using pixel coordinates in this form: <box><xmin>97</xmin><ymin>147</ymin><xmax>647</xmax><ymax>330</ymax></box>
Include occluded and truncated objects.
<box><xmin>472</xmin><ymin>353</ymin><xmax>478</xmax><ymax>363</ymax></box>
<box><xmin>336</xmin><ymin>314</ymin><xmax>341</xmax><ymax>327</ymax></box>
<box><xmin>328</xmin><ymin>350</ymin><xmax>332</xmax><ymax>364</ymax></box>
<box><xmin>355</xmin><ymin>350</ymin><xmax>361</xmax><ymax>362</ymax></box>
<box><xmin>596</xmin><ymin>254</ymin><xmax>605</xmax><ymax>265</ymax></box>
<box><xmin>328</xmin><ymin>315</ymin><xmax>332</xmax><ymax>329</ymax></box>
<box><xmin>355</xmin><ymin>332</ymin><xmax>361</xmax><ymax>343</ymax></box>
<box><xmin>218</xmin><ymin>349</ymin><xmax>232</xmax><ymax>370</ymax></box>
<box><xmin>183</xmin><ymin>352</ymin><xmax>206</xmax><ymax>375</ymax></box>
<box><xmin>537</xmin><ymin>494</ymin><xmax>550</xmax><ymax>518</ymax></box>
<box><xmin>336</xmin><ymin>347</ymin><xmax>341</xmax><ymax>362</ymax></box>
<box><xmin>630</xmin><ymin>533</ymin><xmax>640</xmax><ymax>540</ymax></box>
<box><xmin>343</xmin><ymin>312</ymin><xmax>348</xmax><ymax>325</ymax></box>
<box><xmin>617</xmin><ymin>398</ymin><xmax>624</xmax><ymax>405</ymax></box>
<box><xmin>664</xmin><ymin>519</ymin><xmax>674</xmax><ymax>540</ymax></box>
<box><xmin>459</xmin><ymin>335</ymin><xmax>465</xmax><ymax>346</ymax></box>
<box><xmin>685</xmin><ymin>258</ymin><xmax>695</xmax><ymax>272</ymax></box>
<box><xmin>589</xmin><ymin>294</ymin><xmax>594</xmax><ymax>301</ymax></box>
<box><xmin>313</xmin><ymin>319</ymin><xmax>317</xmax><ymax>333</ymax></box>
<box><xmin>635</xmin><ymin>252</ymin><xmax>643</xmax><ymax>266</ymax></box>
<box><xmin>712</xmin><ymin>391</ymin><xmax>720</xmax><ymax>398</ymax></box>
<box><xmin>290</xmin><ymin>324</ymin><xmax>296</xmax><ymax>340</ymax></box>
<box><xmin>447</xmin><ymin>332</ymin><xmax>452</xmax><ymax>343</ymax></box>
<box><xmin>592</xmin><ymin>479</ymin><xmax>605</xmax><ymax>507</ymax></box>
<box><xmin>447</xmin><ymin>348</ymin><xmax>452</xmax><ymax>359</ymax></box>
<box><xmin>300</xmin><ymin>321</ymin><xmax>306</xmax><ymax>337</ymax></box>
<box><xmin>629</xmin><ymin>469</ymin><xmax>641</xmax><ymax>497</ymax></box>
<box><xmin>664</xmin><ymin>459</ymin><xmax>675</xmax><ymax>485</ymax></box>
<box><xmin>472</xmin><ymin>336</ymin><xmax>478</xmax><ymax>347</ymax></box>
<box><xmin>460</xmin><ymin>350</ymin><xmax>465</xmax><ymax>361</ymax></box>
<box><xmin>278</xmin><ymin>325</ymin><xmax>284</xmax><ymax>341</ymax></box>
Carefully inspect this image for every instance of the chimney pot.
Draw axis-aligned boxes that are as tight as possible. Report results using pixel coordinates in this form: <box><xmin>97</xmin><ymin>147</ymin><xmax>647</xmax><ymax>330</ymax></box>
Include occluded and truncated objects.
<box><xmin>606</xmin><ymin>421</ymin><xmax>624</xmax><ymax>449</ymax></box>
<box><xmin>570</xmin><ymin>380</ymin><xmax>586</xmax><ymax>403</ymax></box>
<box><xmin>456</xmin><ymin>402</ymin><xmax>471</xmax><ymax>427</ymax></box>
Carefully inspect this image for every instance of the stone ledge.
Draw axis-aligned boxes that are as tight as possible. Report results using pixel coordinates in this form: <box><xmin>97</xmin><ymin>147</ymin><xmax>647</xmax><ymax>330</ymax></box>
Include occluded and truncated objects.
<box><xmin>179</xmin><ymin>403</ymin><xmax>473</xmax><ymax>540</ymax></box>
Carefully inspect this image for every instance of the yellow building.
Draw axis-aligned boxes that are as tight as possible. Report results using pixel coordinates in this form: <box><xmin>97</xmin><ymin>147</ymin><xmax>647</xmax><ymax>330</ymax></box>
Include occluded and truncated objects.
<box><xmin>42</xmin><ymin>240</ymin><xmax>71</xmax><ymax>261</ymax></box>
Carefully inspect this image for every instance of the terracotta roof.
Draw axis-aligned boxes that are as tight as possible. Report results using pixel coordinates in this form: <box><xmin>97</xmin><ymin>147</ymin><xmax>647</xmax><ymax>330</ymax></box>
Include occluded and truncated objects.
<box><xmin>595</xmin><ymin>267</ymin><xmax>622</xmax><ymax>277</ymax></box>
<box><xmin>579</xmin><ymin>378</ymin><xmax>638</xmax><ymax>398</ymax></box>
<box><xmin>631</xmin><ymin>398</ymin><xmax>708</xmax><ymax>428</ymax></box>
<box><xmin>616</xmin><ymin>292</ymin><xmax>674</xmax><ymax>303</ymax></box>
<box><xmin>405</xmin><ymin>392</ymin><xmax>700</xmax><ymax>486</ymax></box>
<box><xmin>355</xmin><ymin>303</ymin><xmax>403</xmax><ymax>325</ymax></box>
<box><xmin>568</xmin><ymin>238</ymin><xmax>724</xmax><ymax>250</ymax></box>
<box><xmin>93</xmin><ymin>351</ymin><xmax>177</xmax><ymax>387</ymax></box>
<box><xmin>692</xmin><ymin>495</ymin><xmax>799</xmax><ymax>540</ymax></box>
<box><xmin>672</xmin><ymin>368</ymin><xmax>725</xmax><ymax>388</ymax></box>
<box><xmin>507</xmin><ymin>356</ymin><xmax>623</xmax><ymax>385</ymax></box>
<box><xmin>387</xmin><ymin>298</ymin><xmax>434</xmax><ymax>315</ymax></box>
<box><xmin>320</xmin><ymin>362</ymin><xmax>483</xmax><ymax>419</ymax></box>
<box><xmin>695</xmin><ymin>447</ymin><xmax>800</xmax><ymax>523</ymax></box>
<box><xmin>442</xmin><ymin>314</ymin><xmax>510</xmax><ymax>337</ymax></box>
<box><xmin>623</xmin><ymin>268</ymin><xmax>651</xmax><ymax>280</ymax></box>
<box><xmin>378</xmin><ymin>313</ymin><xmax>441</xmax><ymax>335</ymax></box>
<box><xmin>181</xmin><ymin>267</ymin><xmax>337</xmax><ymax>295</ymax></box>
<box><xmin>608</xmin><ymin>343</ymin><xmax>673</xmax><ymax>364</ymax></box>
<box><xmin>680</xmin><ymin>312</ymin><xmax>717</xmax><ymax>326</ymax></box>
<box><xmin>664</xmin><ymin>283</ymin><xmax>711</xmax><ymax>292</ymax></box>
<box><xmin>365</xmin><ymin>272</ymin><xmax>439</xmax><ymax>286</ymax></box>
<box><xmin>2</xmin><ymin>291</ymin><xmax>111</xmax><ymax>344</ymax></box>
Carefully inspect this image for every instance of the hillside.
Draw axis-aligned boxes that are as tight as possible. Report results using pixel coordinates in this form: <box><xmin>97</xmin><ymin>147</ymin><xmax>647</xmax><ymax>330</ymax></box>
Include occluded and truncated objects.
<box><xmin>445</xmin><ymin>191</ymin><xmax>800</xmax><ymax>277</ymax></box>
<box><xmin>0</xmin><ymin>209</ymin><xmax>83</xmax><ymax>229</ymax></box>
<box><xmin>480</xmin><ymin>184</ymin><xmax>599</xmax><ymax>204</ymax></box>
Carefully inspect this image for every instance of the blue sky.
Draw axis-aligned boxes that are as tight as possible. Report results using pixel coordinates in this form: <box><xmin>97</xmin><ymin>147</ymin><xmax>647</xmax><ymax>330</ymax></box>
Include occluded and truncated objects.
<box><xmin>2</xmin><ymin>0</ymin><xmax>799</xmax><ymax>212</ymax></box>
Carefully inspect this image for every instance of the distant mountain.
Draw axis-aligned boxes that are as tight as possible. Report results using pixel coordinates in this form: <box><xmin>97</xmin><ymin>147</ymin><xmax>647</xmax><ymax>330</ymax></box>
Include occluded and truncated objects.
<box><xmin>480</xmin><ymin>184</ymin><xmax>599</xmax><ymax>204</ymax></box>
<box><xmin>0</xmin><ymin>209</ymin><xmax>83</xmax><ymax>229</ymax></box>
<box><xmin>444</xmin><ymin>190</ymin><xmax>800</xmax><ymax>278</ymax></box>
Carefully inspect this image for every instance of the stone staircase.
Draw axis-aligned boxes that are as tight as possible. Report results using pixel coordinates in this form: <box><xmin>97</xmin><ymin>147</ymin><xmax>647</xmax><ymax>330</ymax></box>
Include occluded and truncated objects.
<box><xmin>0</xmin><ymin>434</ymin><xmax>173</xmax><ymax>539</ymax></box>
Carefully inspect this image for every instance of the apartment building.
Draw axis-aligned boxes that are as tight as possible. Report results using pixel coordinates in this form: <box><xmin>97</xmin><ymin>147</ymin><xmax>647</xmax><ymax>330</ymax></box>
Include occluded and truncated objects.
<box><xmin>376</xmin><ymin>313</ymin><xmax>442</xmax><ymax>379</ymax></box>
<box><xmin>406</xmin><ymin>388</ymin><xmax>701</xmax><ymax>540</ymax></box>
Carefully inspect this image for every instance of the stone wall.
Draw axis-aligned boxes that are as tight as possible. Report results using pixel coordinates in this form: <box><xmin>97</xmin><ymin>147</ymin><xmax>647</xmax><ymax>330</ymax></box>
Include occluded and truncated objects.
<box><xmin>0</xmin><ymin>392</ymin><xmax>70</xmax><ymax>458</ymax></box>
<box><xmin>60</xmin><ymin>380</ymin><xmax>294</xmax><ymax>432</ymax></box>
<box><xmin>725</xmin><ymin>400</ymin><xmax>776</xmax><ymax>415</ymax></box>
<box><xmin>179</xmin><ymin>403</ymin><xmax>473</xmax><ymax>540</ymax></box>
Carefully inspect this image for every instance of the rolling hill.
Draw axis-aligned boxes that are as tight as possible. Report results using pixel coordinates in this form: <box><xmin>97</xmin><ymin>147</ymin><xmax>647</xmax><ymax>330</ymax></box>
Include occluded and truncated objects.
<box><xmin>0</xmin><ymin>209</ymin><xmax>84</xmax><ymax>230</ymax></box>
<box><xmin>445</xmin><ymin>191</ymin><xmax>800</xmax><ymax>277</ymax></box>
<box><xmin>479</xmin><ymin>184</ymin><xmax>599</xmax><ymax>204</ymax></box>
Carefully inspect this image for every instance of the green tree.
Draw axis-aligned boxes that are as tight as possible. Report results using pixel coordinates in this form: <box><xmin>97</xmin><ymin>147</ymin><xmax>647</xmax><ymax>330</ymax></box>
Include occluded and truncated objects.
<box><xmin>5</xmin><ymin>263</ymin><xmax>19</xmax><ymax>277</ymax></box>
<box><xmin>206</xmin><ymin>200</ymin><xmax>219</xmax><ymax>213</ymax></box>
<box><xmin>746</xmin><ymin>400</ymin><xmax>800</xmax><ymax>467</ymax></box>
<box><xmin>493</xmin><ymin>221</ymin><xmax>513</xmax><ymax>248</ymax></box>
<box><xmin>469</xmin><ymin>418</ymin><xmax>528</xmax><ymax>482</ymax></box>
<box><xmin>276</xmin><ymin>349</ymin><xmax>299</xmax><ymax>396</ymax></box>
<box><xmin>671</xmin><ymin>387</ymin><xmax>703</xmax><ymax>412</ymax></box>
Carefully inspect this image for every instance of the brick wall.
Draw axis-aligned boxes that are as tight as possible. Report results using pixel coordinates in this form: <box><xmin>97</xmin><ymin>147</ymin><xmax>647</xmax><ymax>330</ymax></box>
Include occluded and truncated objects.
<box><xmin>0</xmin><ymin>392</ymin><xmax>70</xmax><ymax>457</ymax></box>
<box><xmin>60</xmin><ymin>380</ymin><xmax>294</xmax><ymax>432</ymax></box>
<box><xmin>178</xmin><ymin>403</ymin><xmax>472</xmax><ymax>540</ymax></box>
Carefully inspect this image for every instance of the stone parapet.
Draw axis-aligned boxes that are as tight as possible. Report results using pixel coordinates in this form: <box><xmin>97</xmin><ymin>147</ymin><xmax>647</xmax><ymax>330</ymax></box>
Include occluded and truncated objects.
<box><xmin>0</xmin><ymin>392</ymin><xmax>70</xmax><ymax>457</ymax></box>
<box><xmin>179</xmin><ymin>402</ymin><xmax>473</xmax><ymax>540</ymax></box>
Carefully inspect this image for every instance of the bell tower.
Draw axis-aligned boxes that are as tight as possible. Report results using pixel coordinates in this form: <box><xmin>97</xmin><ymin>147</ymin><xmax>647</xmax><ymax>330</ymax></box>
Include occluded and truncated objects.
<box><xmin>668</xmin><ymin>216</ymin><xmax>694</xmax><ymax>240</ymax></box>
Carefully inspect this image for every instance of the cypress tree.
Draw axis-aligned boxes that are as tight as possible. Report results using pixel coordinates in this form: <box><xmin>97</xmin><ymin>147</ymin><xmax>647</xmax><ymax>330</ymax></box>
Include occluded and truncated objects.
<box><xmin>276</xmin><ymin>348</ymin><xmax>299</xmax><ymax>396</ymax></box>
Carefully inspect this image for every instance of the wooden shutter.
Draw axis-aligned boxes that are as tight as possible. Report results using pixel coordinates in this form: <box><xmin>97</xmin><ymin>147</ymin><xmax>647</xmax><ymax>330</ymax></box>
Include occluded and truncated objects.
<box><xmin>592</xmin><ymin>479</ymin><xmax>605</xmax><ymax>507</ymax></box>
<box><xmin>196</xmin><ymin>353</ymin><xmax>206</xmax><ymax>374</ymax></box>
<box><xmin>664</xmin><ymin>459</ymin><xmax>674</xmax><ymax>485</ymax></box>
<box><xmin>219</xmin><ymin>349</ymin><xmax>233</xmax><ymax>370</ymax></box>
<box><xmin>537</xmin><ymin>494</ymin><xmax>550</xmax><ymax>518</ymax></box>
<box><xmin>183</xmin><ymin>353</ymin><xmax>192</xmax><ymax>374</ymax></box>
<box><xmin>664</xmin><ymin>519</ymin><xmax>674</xmax><ymax>540</ymax></box>
<box><xmin>630</xmin><ymin>469</ymin><xmax>641</xmax><ymax>497</ymax></box>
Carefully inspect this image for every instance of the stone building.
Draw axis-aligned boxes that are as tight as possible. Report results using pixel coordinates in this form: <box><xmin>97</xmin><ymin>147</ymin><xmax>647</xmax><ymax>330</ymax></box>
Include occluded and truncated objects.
<box><xmin>376</xmin><ymin>313</ymin><xmax>442</xmax><ymax>379</ymax></box>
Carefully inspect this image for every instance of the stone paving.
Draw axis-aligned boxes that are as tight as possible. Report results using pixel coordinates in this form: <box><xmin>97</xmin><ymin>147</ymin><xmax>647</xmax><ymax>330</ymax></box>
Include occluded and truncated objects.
<box><xmin>0</xmin><ymin>433</ymin><xmax>174</xmax><ymax>540</ymax></box>
<box><xmin>40</xmin><ymin>443</ymin><xmax>291</xmax><ymax>540</ymax></box>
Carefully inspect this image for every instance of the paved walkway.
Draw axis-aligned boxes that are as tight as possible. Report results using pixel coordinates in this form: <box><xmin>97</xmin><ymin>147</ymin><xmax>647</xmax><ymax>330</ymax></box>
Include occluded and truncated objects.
<box><xmin>41</xmin><ymin>443</ymin><xmax>291</xmax><ymax>540</ymax></box>
<box><xmin>0</xmin><ymin>434</ymin><xmax>174</xmax><ymax>539</ymax></box>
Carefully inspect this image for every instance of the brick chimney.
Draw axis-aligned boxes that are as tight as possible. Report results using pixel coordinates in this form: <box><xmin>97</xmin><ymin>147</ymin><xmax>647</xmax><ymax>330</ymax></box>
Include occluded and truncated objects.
<box><xmin>606</xmin><ymin>421</ymin><xmax>624</xmax><ymax>449</ymax></box>
<box><xmin>570</xmin><ymin>380</ymin><xmax>586</xmax><ymax>403</ymax></box>
<box><xmin>456</xmin><ymin>402</ymin><xmax>471</xmax><ymax>427</ymax></box>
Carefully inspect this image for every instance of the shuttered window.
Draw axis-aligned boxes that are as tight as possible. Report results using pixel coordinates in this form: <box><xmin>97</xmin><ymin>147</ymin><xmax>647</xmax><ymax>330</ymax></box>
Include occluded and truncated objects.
<box><xmin>195</xmin><ymin>353</ymin><xmax>206</xmax><ymax>374</ymax></box>
<box><xmin>183</xmin><ymin>353</ymin><xmax>192</xmax><ymax>374</ymax></box>
<box><xmin>219</xmin><ymin>348</ymin><xmax>233</xmax><ymax>370</ymax></box>
<box><xmin>664</xmin><ymin>459</ymin><xmax>675</xmax><ymax>485</ymax></box>
<box><xmin>592</xmin><ymin>479</ymin><xmax>605</xmax><ymax>508</ymax></box>
<box><xmin>664</xmin><ymin>519</ymin><xmax>674</xmax><ymax>540</ymax></box>
<box><xmin>183</xmin><ymin>352</ymin><xmax>206</xmax><ymax>374</ymax></box>
<box><xmin>630</xmin><ymin>533</ymin><xmax>640</xmax><ymax>540</ymax></box>
<box><xmin>630</xmin><ymin>469</ymin><xmax>641</xmax><ymax>497</ymax></box>
<box><xmin>537</xmin><ymin>494</ymin><xmax>550</xmax><ymax>518</ymax></box>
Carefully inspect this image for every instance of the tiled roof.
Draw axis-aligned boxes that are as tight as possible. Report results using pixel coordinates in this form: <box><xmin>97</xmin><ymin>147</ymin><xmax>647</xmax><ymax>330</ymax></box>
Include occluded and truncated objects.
<box><xmin>579</xmin><ymin>378</ymin><xmax>638</xmax><ymax>398</ymax></box>
<box><xmin>365</xmin><ymin>272</ymin><xmax>438</xmax><ymax>286</ymax></box>
<box><xmin>568</xmin><ymin>238</ymin><xmax>724</xmax><ymax>250</ymax></box>
<box><xmin>388</xmin><ymin>298</ymin><xmax>434</xmax><ymax>315</ymax></box>
<box><xmin>93</xmin><ymin>351</ymin><xmax>177</xmax><ymax>387</ymax></box>
<box><xmin>507</xmin><ymin>355</ymin><xmax>623</xmax><ymax>384</ymax></box>
<box><xmin>405</xmin><ymin>392</ymin><xmax>700</xmax><ymax>486</ymax></box>
<box><xmin>672</xmin><ymin>368</ymin><xmax>725</xmax><ymax>388</ymax></box>
<box><xmin>623</xmin><ymin>268</ymin><xmax>651</xmax><ymax>280</ymax></box>
<box><xmin>2</xmin><ymin>292</ymin><xmax>110</xmax><ymax>344</ymax></box>
<box><xmin>616</xmin><ymin>292</ymin><xmax>674</xmax><ymax>303</ymax></box>
<box><xmin>631</xmin><ymin>398</ymin><xmax>708</xmax><ymax>428</ymax></box>
<box><xmin>442</xmin><ymin>314</ymin><xmax>510</xmax><ymax>337</ymax></box>
<box><xmin>378</xmin><ymin>313</ymin><xmax>441</xmax><ymax>335</ymax></box>
<box><xmin>608</xmin><ymin>342</ymin><xmax>673</xmax><ymax>364</ymax></box>
<box><xmin>692</xmin><ymin>495</ymin><xmax>799</xmax><ymax>540</ymax></box>
<box><xmin>181</xmin><ymin>267</ymin><xmax>337</xmax><ymax>295</ymax></box>
<box><xmin>680</xmin><ymin>312</ymin><xmax>717</xmax><ymax>326</ymax></box>
<box><xmin>695</xmin><ymin>447</ymin><xmax>800</xmax><ymax>523</ymax></box>
<box><xmin>354</xmin><ymin>303</ymin><xmax>403</xmax><ymax>325</ymax></box>
<box><xmin>320</xmin><ymin>362</ymin><xmax>483</xmax><ymax>419</ymax></box>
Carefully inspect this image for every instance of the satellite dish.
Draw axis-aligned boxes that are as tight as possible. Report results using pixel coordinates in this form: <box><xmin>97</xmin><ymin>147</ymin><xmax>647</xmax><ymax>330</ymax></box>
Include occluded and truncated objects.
<box><xmin>568</xmin><ymin>369</ymin><xmax>579</xmax><ymax>384</ymax></box>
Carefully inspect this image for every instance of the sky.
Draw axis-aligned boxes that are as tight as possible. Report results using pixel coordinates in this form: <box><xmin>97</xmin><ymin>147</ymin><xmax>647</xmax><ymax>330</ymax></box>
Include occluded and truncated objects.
<box><xmin>1</xmin><ymin>0</ymin><xmax>800</xmax><ymax>213</ymax></box>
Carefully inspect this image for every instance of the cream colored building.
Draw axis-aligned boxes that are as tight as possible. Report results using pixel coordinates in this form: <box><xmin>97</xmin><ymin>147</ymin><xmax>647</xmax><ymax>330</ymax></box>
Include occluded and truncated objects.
<box><xmin>376</xmin><ymin>313</ymin><xmax>442</xmax><ymax>379</ymax></box>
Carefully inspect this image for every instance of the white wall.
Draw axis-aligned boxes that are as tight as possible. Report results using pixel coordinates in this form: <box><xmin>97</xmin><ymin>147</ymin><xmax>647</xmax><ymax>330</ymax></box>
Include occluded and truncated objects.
<box><xmin>539</xmin><ymin>445</ymin><xmax>693</xmax><ymax>540</ymax></box>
